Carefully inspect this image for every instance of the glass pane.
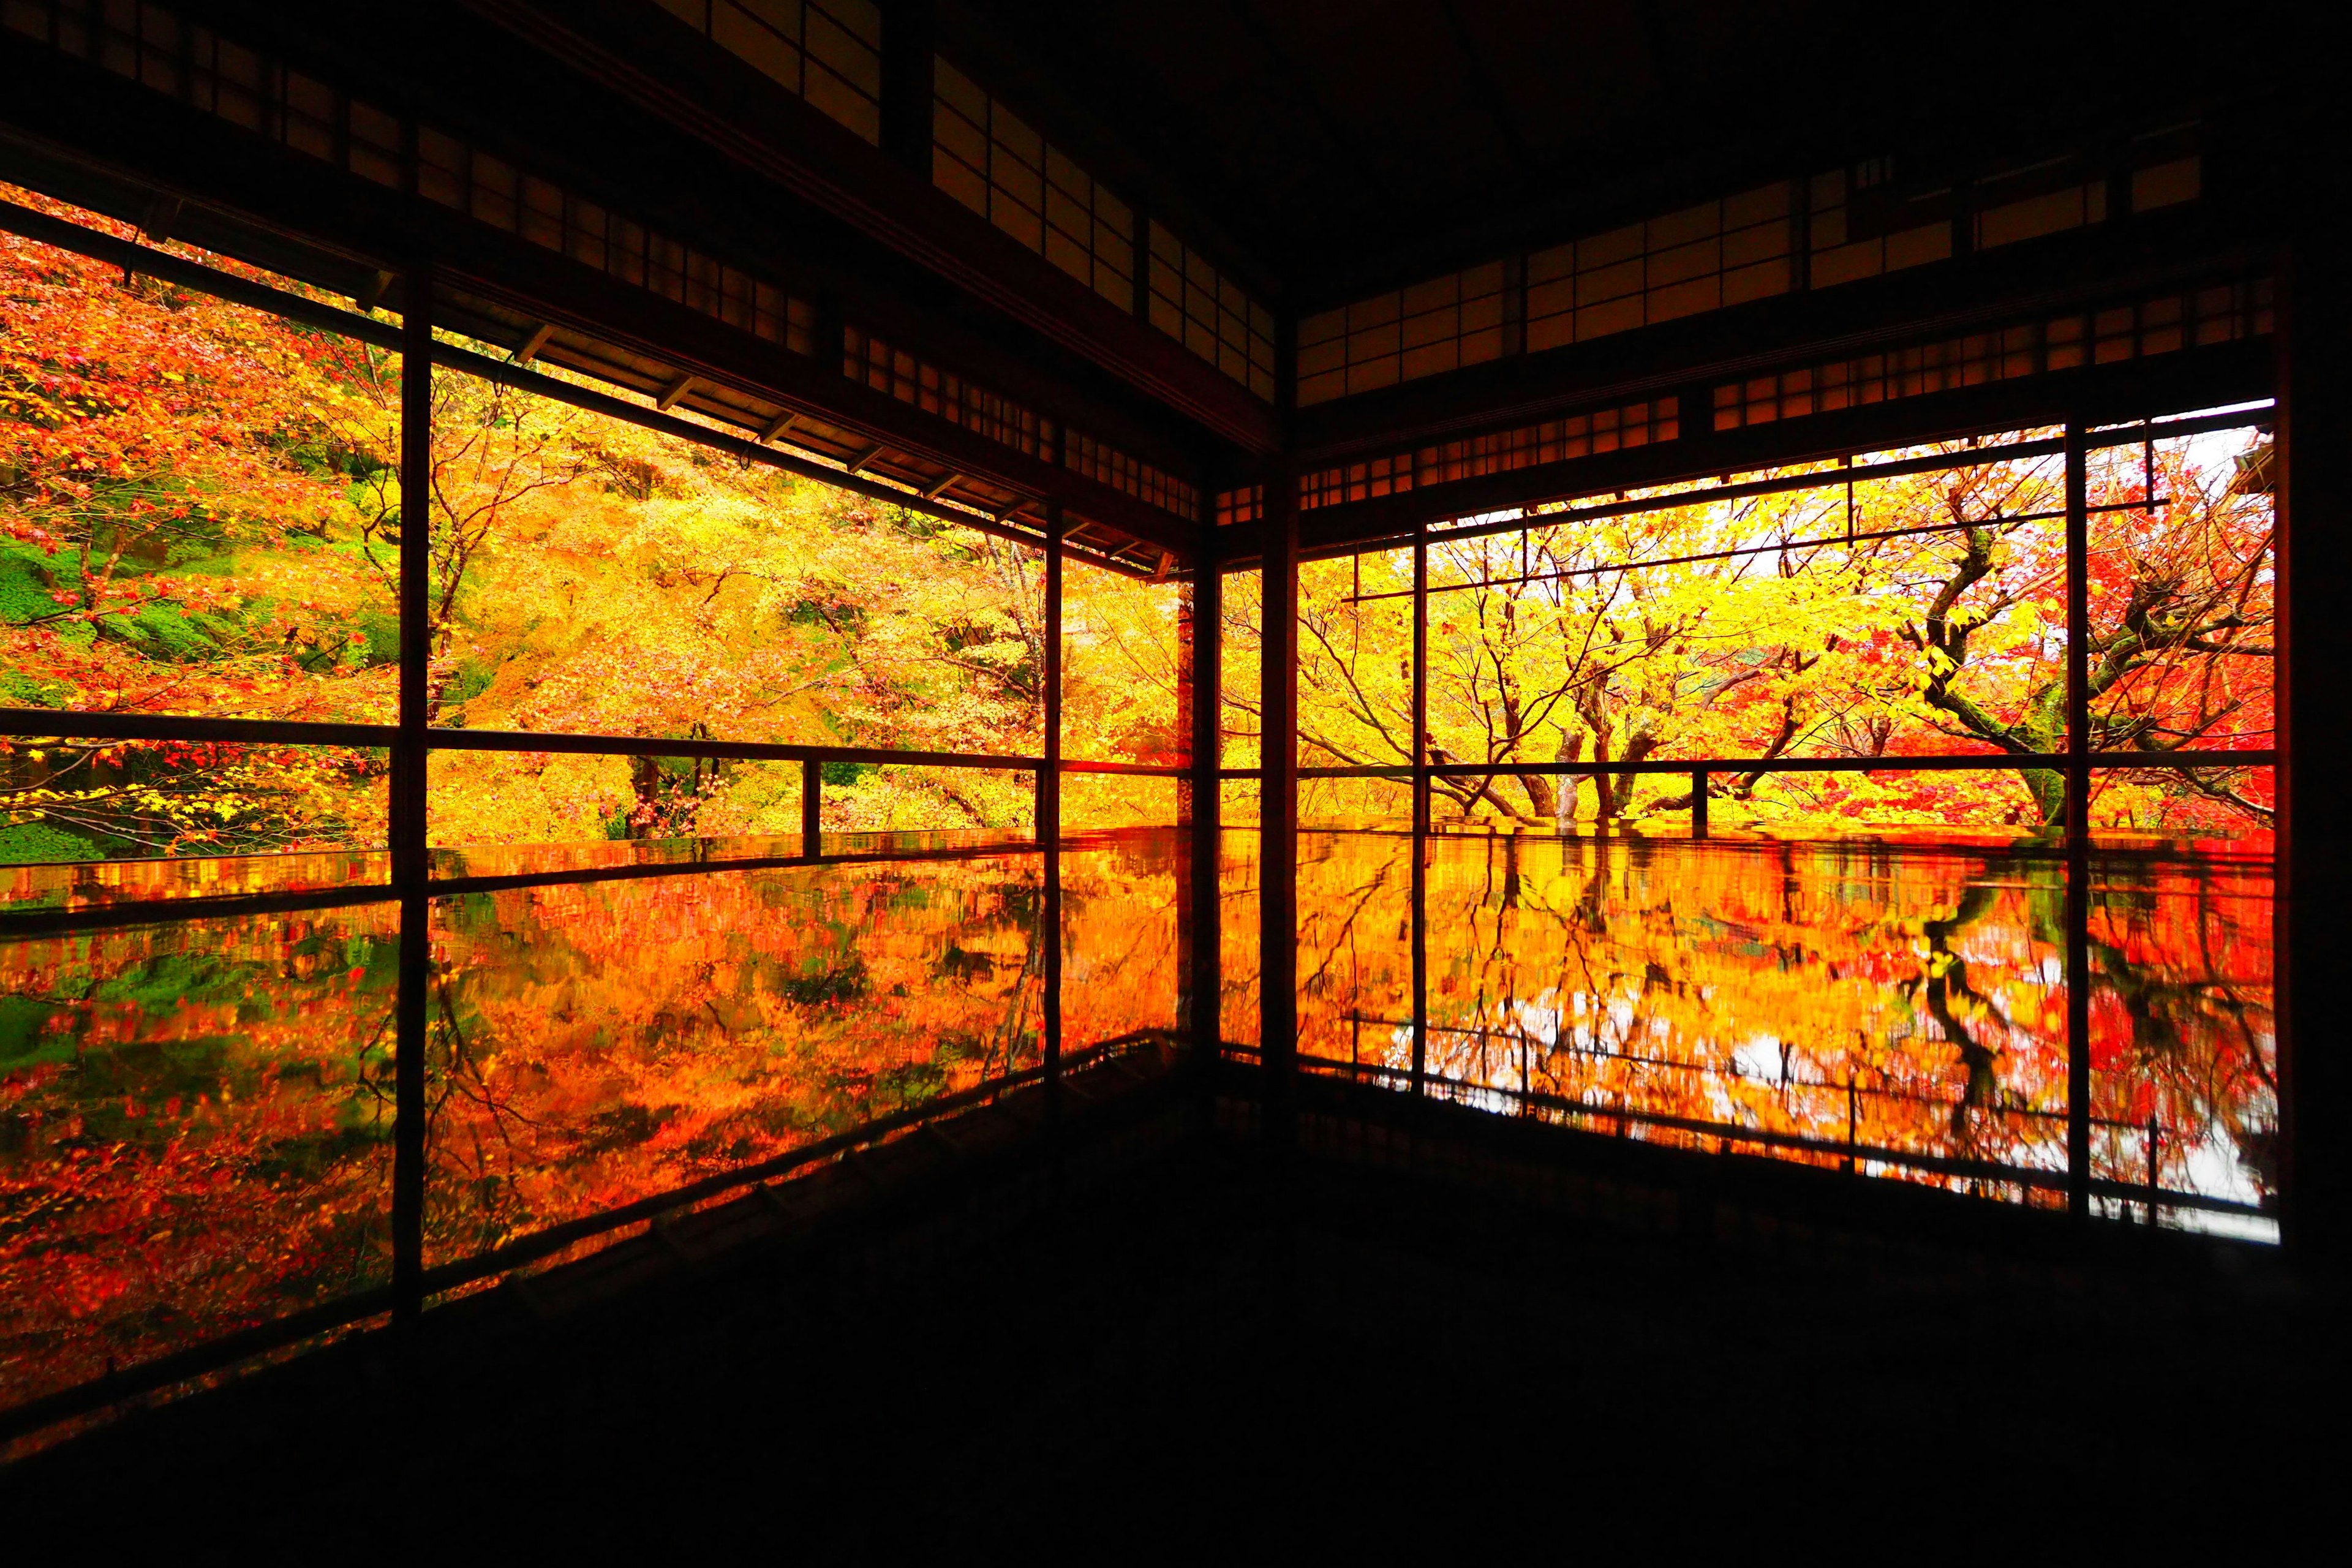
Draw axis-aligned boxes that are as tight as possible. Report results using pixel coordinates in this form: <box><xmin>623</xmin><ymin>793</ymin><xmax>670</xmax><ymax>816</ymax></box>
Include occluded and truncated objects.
<box><xmin>2085</xmin><ymin>426</ymin><xmax>2274</xmax><ymax>777</ymax></box>
<box><xmin>2</xmin><ymin>739</ymin><xmax>388</xmax><ymax>872</ymax></box>
<box><xmin>1060</xmin><ymin>771</ymin><xmax>1175</xmax><ymax>831</ymax></box>
<box><xmin>427</xmin><ymin>747</ymin><xmax>1036</xmax><ymax>860</ymax></box>
<box><xmin>1704</xmin><ymin>763</ymin><xmax>2060</xmax><ymax>840</ymax></box>
<box><xmin>1297</xmin><ymin>823</ymin><xmax>1415</xmax><ymax>1074</ymax></box>
<box><xmin>423</xmin><ymin>857</ymin><xmax>1046</xmax><ymax>1267</ymax></box>
<box><xmin>2</xmin><ymin>207</ymin><xmax>400</xmax><ymax>726</ymax></box>
<box><xmin>1218</xmin><ymin>780</ymin><xmax>1259</xmax><ymax>1046</ymax></box>
<box><xmin>424</xmin><ymin>362</ymin><xmax>1046</xmax><ymax>774</ymax></box>
<box><xmin>1063</xmin><ymin>824</ymin><xmax>1183</xmax><ymax>1046</ymax></box>
<box><xmin>1297</xmin><ymin>548</ymin><xmax>1414</xmax><ymax>778</ymax></box>
<box><xmin>1300</xmin><ymin>771</ymin><xmax>1413</xmax><ymax>833</ymax></box>
<box><xmin>1219</xmin><ymin>568</ymin><xmax>1261</xmax><ymax>772</ymax></box>
<box><xmin>1</xmin><ymin>903</ymin><xmax>398</xmax><ymax>1412</ymax></box>
<box><xmin>2086</xmin><ymin>761</ymin><xmax>2272</xmax><ymax>848</ymax></box>
<box><xmin>2081</xmin><ymin>824</ymin><xmax>2275</xmax><ymax>1236</ymax></box>
<box><xmin>1</xmin><ymin>843</ymin><xmax>387</xmax><ymax>918</ymax></box>
<box><xmin>1060</xmin><ymin>553</ymin><xmax>1185</xmax><ymax>767</ymax></box>
<box><xmin>1421</xmin><ymin>447</ymin><xmax>2069</xmax><ymax>834</ymax></box>
<box><xmin>1415</xmin><ymin>833</ymin><xmax>2068</xmax><ymax>1194</ymax></box>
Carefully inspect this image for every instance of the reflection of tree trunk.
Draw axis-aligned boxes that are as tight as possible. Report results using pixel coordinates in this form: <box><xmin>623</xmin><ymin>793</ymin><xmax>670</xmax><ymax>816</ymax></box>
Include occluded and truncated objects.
<box><xmin>1920</xmin><ymin>884</ymin><xmax>2008</xmax><ymax>1137</ymax></box>
<box><xmin>991</xmin><ymin>880</ymin><xmax>1046</xmax><ymax>1076</ymax></box>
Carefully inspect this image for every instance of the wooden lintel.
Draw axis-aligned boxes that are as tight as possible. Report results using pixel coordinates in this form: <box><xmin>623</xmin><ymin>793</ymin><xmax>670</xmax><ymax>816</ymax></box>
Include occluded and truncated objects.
<box><xmin>654</xmin><ymin>372</ymin><xmax>695</xmax><ymax>410</ymax></box>
<box><xmin>758</xmin><ymin>409</ymin><xmax>799</xmax><ymax>443</ymax></box>
<box><xmin>513</xmin><ymin>321</ymin><xmax>557</xmax><ymax>364</ymax></box>
<box><xmin>921</xmin><ymin>471</ymin><xmax>962</xmax><ymax>500</ymax></box>
<box><xmin>845</xmin><ymin>441</ymin><xmax>887</xmax><ymax>475</ymax></box>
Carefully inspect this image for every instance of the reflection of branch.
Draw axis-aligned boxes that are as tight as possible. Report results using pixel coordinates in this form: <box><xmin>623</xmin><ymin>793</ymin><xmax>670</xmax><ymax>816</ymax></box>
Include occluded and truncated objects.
<box><xmin>426</xmin><ymin>974</ymin><xmax>551</xmax><ymax>1167</ymax></box>
<box><xmin>1297</xmin><ymin>846</ymin><xmax>1400</xmax><ymax>1001</ymax></box>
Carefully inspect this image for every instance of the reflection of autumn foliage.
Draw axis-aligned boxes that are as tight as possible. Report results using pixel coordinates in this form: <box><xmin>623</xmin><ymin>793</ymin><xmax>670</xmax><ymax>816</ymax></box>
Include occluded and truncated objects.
<box><xmin>0</xmin><ymin>908</ymin><xmax>398</xmax><ymax>1411</ymax></box>
<box><xmin>2084</xmin><ymin>864</ymin><xmax>2277</xmax><ymax>1195</ymax></box>
<box><xmin>1288</xmin><ymin>831</ymin><xmax>2273</xmax><ymax>1209</ymax></box>
<box><xmin>0</xmin><ymin>822</ymin><xmax>2278</xmax><ymax>1417</ymax></box>
<box><xmin>420</xmin><ymin>837</ymin><xmax>1181</xmax><ymax>1262</ymax></box>
<box><xmin>0</xmin><ymin>846</ymin><xmax>385</xmax><ymax>916</ymax></box>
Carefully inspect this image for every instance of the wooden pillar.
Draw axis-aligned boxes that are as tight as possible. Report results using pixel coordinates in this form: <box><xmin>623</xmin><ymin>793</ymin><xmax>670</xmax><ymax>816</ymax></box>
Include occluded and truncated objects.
<box><xmin>1043</xmin><ymin>503</ymin><xmax>1064</xmax><ymax>1115</ymax></box>
<box><xmin>1183</xmin><ymin>535</ymin><xmax>1223</xmax><ymax>1068</ymax></box>
<box><xmin>2064</xmin><ymin>418</ymin><xmax>2092</xmax><ymax>1223</ymax></box>
<box><xmin>801</xmin><ymin>757</ymin><xmax>821</xmax><ymax>856</ymax></box>
<box><xmin>391</xmin><ymin>266</ymin><xmax>431</xmax><ymax>1322</ymax></box>
<box><xmin>2278</xmin><ymin>194</ymin><xmax>2351</xmax><ymax>1272</ymax></box>
<box><xmin>1260</xmin><ymin>474</ymin><xmax>1300</xmax><ymax>1140</ymax></box>
<box><xmin>1411</xmin><ymin>520</ymin><xmax>1429</xmax><ymax>1098</ymax></box>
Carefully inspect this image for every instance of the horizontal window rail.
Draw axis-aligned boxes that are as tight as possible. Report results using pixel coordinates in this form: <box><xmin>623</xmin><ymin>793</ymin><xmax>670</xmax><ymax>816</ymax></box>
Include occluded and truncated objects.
<box><xmin>1340</xmin><ymin>496</ymin><xmax>2171</xmax><ymax>605</ymax></box>
<box><xmin>426</xmin><ymin>728</ymin><xmax>1039</xmax><ymax>771</ymax></box>
<box><xmin>0</xmin><ymin>710</ymin><xmax>1189</xmax><ymax>776</ymax></box>
<box><xmin>0</xmin><ymin>709</ymin><xmax>397</xmax><ymax>748</ymax></box>
<box><xmin>1227</xmin><ymin>750</ymin><xmax>2274</xmax><ymax>780</ymax></box>
<box><xmin>1</xmin><ymin>831</ymin><xmax>1187</xmax><ymax>937</ymax></box>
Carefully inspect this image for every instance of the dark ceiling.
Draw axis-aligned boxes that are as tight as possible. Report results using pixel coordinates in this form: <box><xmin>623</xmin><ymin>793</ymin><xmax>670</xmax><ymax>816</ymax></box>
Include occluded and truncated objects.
<box><xmin>955</xmin><ymin>0</ymin><xmax>2260</xmax><ymax>304</ymax></box>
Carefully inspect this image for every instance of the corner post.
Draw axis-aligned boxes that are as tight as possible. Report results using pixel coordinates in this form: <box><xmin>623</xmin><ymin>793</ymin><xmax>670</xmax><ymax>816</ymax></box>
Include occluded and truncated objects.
<box><xmin>1260</xmin><ymin>472</ymin><xmax>1300</xmax><ymax>1142</ymax></box>
<box><xmin>1042</xmin><ymin>501</ymin><xmax>1064</xmax><ymax>1119</ymax></box>
<box><xmin>801</xmin><ymin>757</ymin><xmax>821</xmax><ymax>856</ymax></box>
<box><xmin>1411</xmin><ymin>519</ymin><xmax>1429</xmax><ymax>1099</ymax></box>
<box><xmin>1183</xmin><ymin>531</ymin><xmax>1223</xmax><ymax>1071</ymax></box>
<box><xmin>2064</xmin><ymin>417</ymin><xmax>2092</xmax><ymax>1223</ymax></box>
<box><xmin>392</xmin><ymin>267</ymin><xmax>432</xmax><ymax>1323</ymax></box>
<box><xmin>2278</xmin><ymin>148</ymin><xmax>2351</xmax><ymax>1271</ymax></box>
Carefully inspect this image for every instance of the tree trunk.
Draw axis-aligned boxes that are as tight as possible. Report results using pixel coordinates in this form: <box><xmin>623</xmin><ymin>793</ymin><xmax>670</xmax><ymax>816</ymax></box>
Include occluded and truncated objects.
<box><xmin>1517</xmin><ymin>770</ymin><xmax>1557</xmax><ymax>824</ymax></box>
<box><xmin>1553</xmin><ymin>730</ymin><xmax>1584</xmax><ymax>831</ymax></box>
